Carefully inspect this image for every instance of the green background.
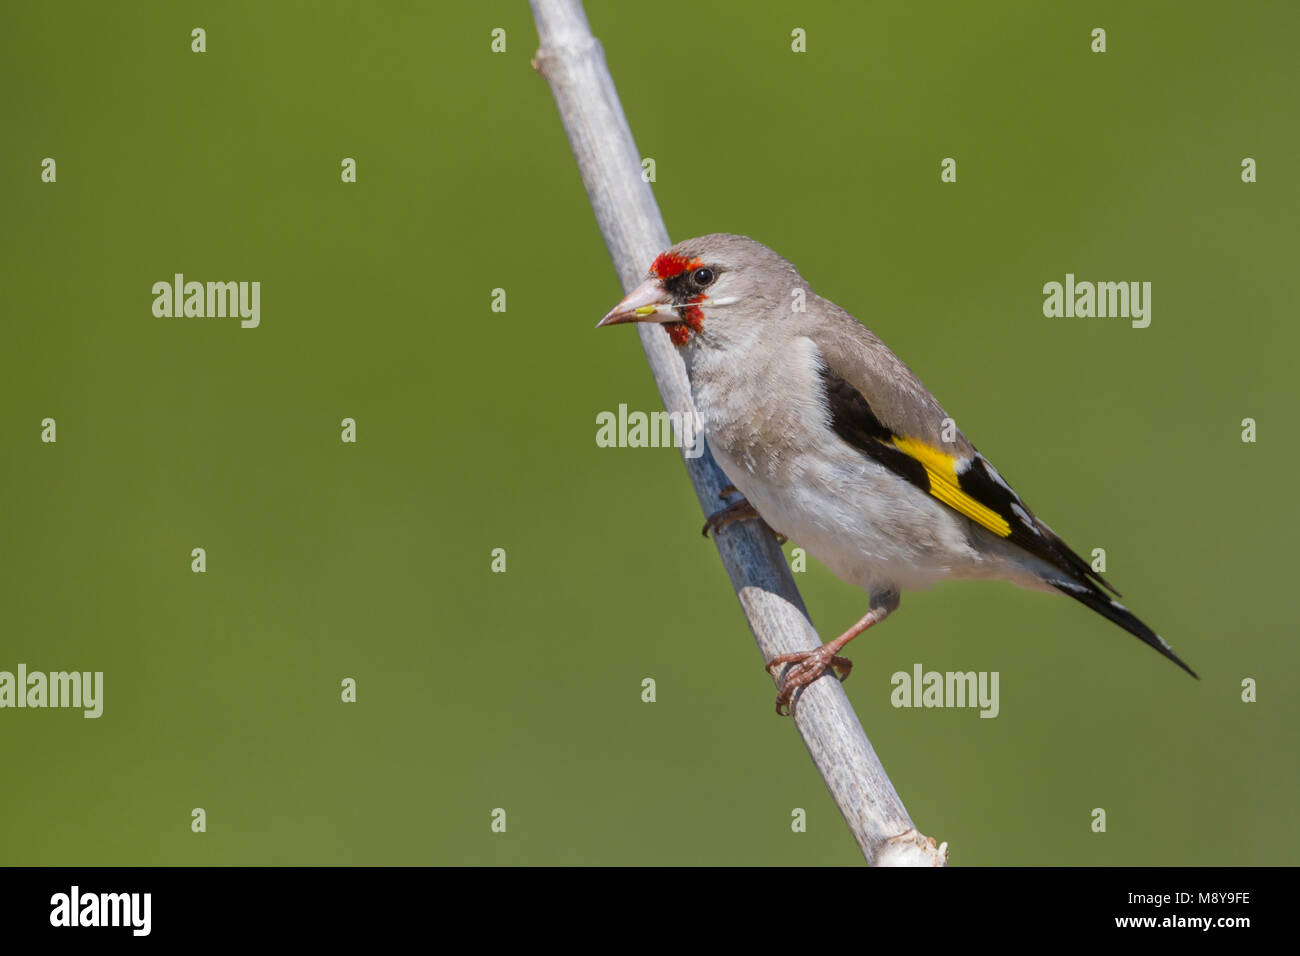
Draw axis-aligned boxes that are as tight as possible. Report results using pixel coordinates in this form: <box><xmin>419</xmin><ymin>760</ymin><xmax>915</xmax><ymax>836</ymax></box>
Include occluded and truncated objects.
<box><xmin>2</xmin><ymin>0</ymin><xmax>1295</xmax><ymax>865</ymax></box>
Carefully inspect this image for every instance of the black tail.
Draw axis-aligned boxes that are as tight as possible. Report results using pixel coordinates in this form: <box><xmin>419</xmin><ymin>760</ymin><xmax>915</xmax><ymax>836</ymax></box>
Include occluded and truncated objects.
<box><xmin>1046</xmin><ymin>577</ymin><xmax>1198</xmax><ymax>679</ymax></box>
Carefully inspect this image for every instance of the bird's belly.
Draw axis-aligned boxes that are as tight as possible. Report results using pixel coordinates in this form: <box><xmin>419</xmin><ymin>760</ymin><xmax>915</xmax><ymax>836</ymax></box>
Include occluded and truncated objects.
<box><xmin>689</xmin><ymin>348</ymin><xmax>997</xmax><ymax>594</ymax></box>
<box><xmin>707</xmin><ymin>438</ymin><xmax>986</xmax><ymax>595</ymax></box>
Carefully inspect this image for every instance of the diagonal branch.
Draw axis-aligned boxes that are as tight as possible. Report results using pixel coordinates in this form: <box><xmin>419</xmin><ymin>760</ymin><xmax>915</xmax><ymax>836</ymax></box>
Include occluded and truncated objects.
<box><xmin>530</xmin><ymin>0</ymin><xmax>947</xmax><ymax>866</ymax></box>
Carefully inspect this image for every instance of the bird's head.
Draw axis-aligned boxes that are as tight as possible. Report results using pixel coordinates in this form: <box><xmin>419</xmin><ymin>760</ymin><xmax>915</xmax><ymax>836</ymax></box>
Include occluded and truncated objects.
<box><xmin>597</xmin><ymin>234</ymin><xmax>805</xmax><ymax>346</ymax></box>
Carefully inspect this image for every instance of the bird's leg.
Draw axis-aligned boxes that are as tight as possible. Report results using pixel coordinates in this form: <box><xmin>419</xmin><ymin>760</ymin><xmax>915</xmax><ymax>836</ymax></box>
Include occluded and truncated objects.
<box><xmin>702</xmin><ymin>486</ymin><xmax>788</xmax><ymax>543</ymax></box>
<box><xmin>766</xmin><ymin>590</ymin><xmax>901</xmax><ymax>716</ymax></box>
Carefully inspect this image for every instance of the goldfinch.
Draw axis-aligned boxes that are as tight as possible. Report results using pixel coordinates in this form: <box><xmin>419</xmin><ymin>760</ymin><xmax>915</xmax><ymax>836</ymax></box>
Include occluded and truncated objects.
<box><xmin>598</xmin><ymin>233</ymin><xmax>1196</xmax><ymax>715</ymax></box>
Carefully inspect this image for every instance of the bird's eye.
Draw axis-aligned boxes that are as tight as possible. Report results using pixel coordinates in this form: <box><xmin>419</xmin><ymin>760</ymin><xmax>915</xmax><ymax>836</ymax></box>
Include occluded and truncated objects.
<box><xmin>692</xmin><ymin>267</ymin><xmax>715</xmax><ymax>287</ymax></box>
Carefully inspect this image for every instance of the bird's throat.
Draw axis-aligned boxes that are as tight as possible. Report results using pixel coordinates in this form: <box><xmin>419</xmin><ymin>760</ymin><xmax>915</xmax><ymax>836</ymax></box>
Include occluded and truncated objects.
<box><xmin>666</xmin><ymin>301</ymin><xmax>706</xmax><ymax>346</ymax></box>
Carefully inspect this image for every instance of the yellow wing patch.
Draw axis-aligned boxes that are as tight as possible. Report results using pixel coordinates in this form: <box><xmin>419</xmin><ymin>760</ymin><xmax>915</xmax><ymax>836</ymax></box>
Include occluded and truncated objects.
<box><xmin>890</xmin><ymin>436</ymin><xmax>1012</xmax><ymax>538</ymax></box>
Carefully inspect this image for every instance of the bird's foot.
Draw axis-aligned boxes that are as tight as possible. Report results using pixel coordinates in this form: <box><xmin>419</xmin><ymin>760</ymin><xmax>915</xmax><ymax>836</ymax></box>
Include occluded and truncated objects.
<box><xmin>702</xmin><ymin>497</ymin><xmax>761</xmax><ymax>537</ymax></box>
<box><xmin>702</xmin><ymin>487</ymin><xmax>787</xmax><ymax>544</ymax></box>
<box><xmin>765</xmin><ymin>646</ymin><xmax>853</xmax><ymax>717</ymax></box>
<box><xmin>762</xmin><ymin>597</ymin><xmax>898</xmax><ymax>717</ymax></box>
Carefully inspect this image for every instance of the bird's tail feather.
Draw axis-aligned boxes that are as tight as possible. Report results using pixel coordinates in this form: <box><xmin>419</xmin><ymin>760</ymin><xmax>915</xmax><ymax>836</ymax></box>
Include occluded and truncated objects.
<box><xmin>1046</xmin><ymin>577</ymin><xmax>1198</xmax><ymax>678</ymax></box>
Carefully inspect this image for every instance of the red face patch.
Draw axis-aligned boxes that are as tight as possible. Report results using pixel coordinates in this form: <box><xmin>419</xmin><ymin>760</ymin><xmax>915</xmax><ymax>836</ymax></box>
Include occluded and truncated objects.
<box><xmin>650</xmin><ymin>252</ymin><xmax>703</xmax><ymax>280</ymax></box>
<box><xmin>665</xmin><ymin>295</ymin><xmax>706</xmax><ymax>346</ymax></box>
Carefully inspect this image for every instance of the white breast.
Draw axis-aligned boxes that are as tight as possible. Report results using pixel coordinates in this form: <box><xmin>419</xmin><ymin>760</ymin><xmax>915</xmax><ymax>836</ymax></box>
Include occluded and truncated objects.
<box><xmin>685</xmin><ymin>335</ymin><xmax>1007</xmax><ymax>595</ymax></box>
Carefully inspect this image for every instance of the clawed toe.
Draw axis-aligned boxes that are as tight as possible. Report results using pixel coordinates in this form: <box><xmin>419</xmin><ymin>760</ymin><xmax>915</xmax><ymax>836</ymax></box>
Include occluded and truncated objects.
<box><xmin>702</xmin><ymin>492</ymin><xmax>788</xmax><ymax>545</ymax></box>
<box><xmin>702</xmin><ymin>497</ymin><xmax>760</xmax><ymax>537</ymax></box>
<box><xmin>761</xmin><ymin>596</ymin><xmax>896</xmax><ymax>716</ymax></box>
<box><xmin>765</xmin><ymin>647</ymin><xmax>854</xmax><ymax>716</ymax></box>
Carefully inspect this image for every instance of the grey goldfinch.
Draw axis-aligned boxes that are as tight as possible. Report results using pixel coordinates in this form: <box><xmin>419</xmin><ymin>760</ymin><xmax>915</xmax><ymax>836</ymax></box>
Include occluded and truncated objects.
<box><xmin>598</xmin><ymin>233</ymin><xmax>1196</xmax><ymax>714</ymax></box>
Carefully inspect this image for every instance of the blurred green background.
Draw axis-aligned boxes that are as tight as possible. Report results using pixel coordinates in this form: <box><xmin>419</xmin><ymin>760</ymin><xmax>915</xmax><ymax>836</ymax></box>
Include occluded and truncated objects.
<box><xmin>2</xmin><ymin>0</ymin><xmax>1295</xmax><ymax>866</ymax></box>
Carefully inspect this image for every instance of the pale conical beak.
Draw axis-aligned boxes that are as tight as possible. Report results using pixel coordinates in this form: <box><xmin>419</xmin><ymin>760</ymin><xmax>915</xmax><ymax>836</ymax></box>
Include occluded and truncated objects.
<box><xmin>597</xmin><ymin>278</ymin><xmax>675</xmax><ymax>328</ymax></box>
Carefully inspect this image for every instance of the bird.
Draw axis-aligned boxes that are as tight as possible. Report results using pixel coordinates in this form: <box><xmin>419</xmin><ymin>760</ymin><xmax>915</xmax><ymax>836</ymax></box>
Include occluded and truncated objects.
<box><xmin>597</xmin><ymin>233</ymin><xmax>1196</xmax><ymax>715</ymax></box>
